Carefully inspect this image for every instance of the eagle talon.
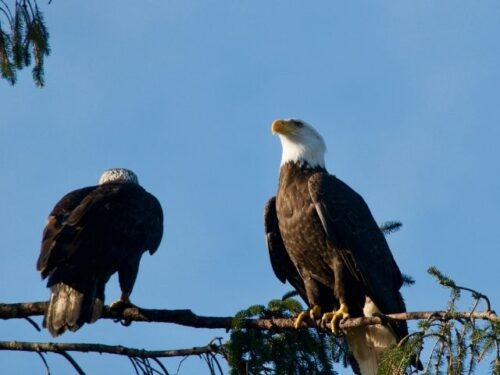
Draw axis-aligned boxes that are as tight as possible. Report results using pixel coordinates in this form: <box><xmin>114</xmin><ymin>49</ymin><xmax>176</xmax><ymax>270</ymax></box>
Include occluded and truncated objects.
<box><xmin>321</xmin><ymin>303</ymin><xmax>350</xmax><ymax>334</ymax></box>
<box><xmin>119</xmin><ymin>318</ymin><xmax>133</xmax><ymax>327</ymax></box>
<box><xmin>320</xmin><ymin>311</ymin><xmax>335</xmax><ymax>329</ymax></box>
<box><xmin>110</xmin><ymin>294</ymin><xmax>136</xmax><ymax>313</ymax></box>
<box><xmin>294</xmin><ymin>305</ymin><xmax>322</xmax><ymax>328</ymax></box>
<box><xmin>110</xmin><ymin>295</ymin><xmax>136</xmax><ymax>326</ymax></box>
<box><xmin>331</xmin><ymin>303</ymin><xmax>349</xmax><ymax>334</ymax></box>
<box><xmin>309</xmin><ymin>305</ymin><xmax>322</xmax><ymax>322</ymax></box>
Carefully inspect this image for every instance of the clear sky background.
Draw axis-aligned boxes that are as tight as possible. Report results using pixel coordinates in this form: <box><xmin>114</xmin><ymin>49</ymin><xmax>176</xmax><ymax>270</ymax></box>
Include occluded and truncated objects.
<box><xmin>1</xmin><ymin>1</ymin><xmax>499</xmax><ymax>374</ymax></box>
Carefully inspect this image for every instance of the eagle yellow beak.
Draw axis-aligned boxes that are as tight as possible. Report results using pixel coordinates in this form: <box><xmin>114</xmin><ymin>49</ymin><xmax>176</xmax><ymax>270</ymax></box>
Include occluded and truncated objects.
<box><xmin>271</xmin><ymin>119</ymin><xmax>292</xmax><ymax>135</ymax></box>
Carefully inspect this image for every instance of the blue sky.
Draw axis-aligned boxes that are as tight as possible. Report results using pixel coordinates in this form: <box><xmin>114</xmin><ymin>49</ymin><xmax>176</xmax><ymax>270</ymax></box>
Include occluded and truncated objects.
<box><xmin>1</xmin><ymin>1</ymin><xmax>499</xmax><ymax>373</ymax></box>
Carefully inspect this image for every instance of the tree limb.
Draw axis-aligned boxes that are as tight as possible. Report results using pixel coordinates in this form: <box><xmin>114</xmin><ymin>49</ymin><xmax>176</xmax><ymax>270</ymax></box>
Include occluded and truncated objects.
<box><xmin>0</xmin><ymin>340</ymin><xmax>221</xmax><ymax>358</ymax></box>
<box><xmin>0</xmin><ymin>301</ymin><xmax>498</xmax><ymax>331</ymax></box>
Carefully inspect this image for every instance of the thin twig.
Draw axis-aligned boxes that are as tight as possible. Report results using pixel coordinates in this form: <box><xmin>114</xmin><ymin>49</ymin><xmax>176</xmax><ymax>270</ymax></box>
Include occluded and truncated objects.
<box><xmin>132</xmin><ymin>357</ymin><xmax>148</xmax><ymax>375</ymax></box>
<box><xmin>24</xmin><ymin>316</ymin><xmax>41</xmax><ymax>331</ymax></box>
<box><xmin>0</xmin><ymin>0</ymin><xmax>13</xmax><ymax>22</ymax></box>
<box><xmin>128</xmin><ymin>356</ymin><xmax>140</xmax><ymax>375</ymax></box>
<box><xmin>211</xmin><ymin>352</ymin><xmax>224</xmax><ymax>375</ymax></box>
<box><xmin>424</xmin><ymin>334</ymin><xmax>442</xmax><ymax>374</ymax></box>
<box><xmin>176</xmin><ymin>354</ymin><xmax>189</xmax><ymax>374</ymax></box>
<box><xmin>56</xmin><ymin>350</ymin><xmax>85</xmax><ymax>375</ymax></box>
<box><xmin>35</xmin><ymin>351</ymin><xmax>50</xmax><ymax>375</ymax></box>
<box><xmin>434</xmin><ymin>340</ymin><xmax>445</xmax><ymax>374</ymax></box>
<box><xmin>0</xmin><ymin>7</ymin><xmax>12</xmax><ymax>23</ymax></box>
<box><xmin>151</xmin><ymin>357</ymin><xmax>169</xmax><ymax>375</ymax></box>
<box><xmin>456</xmin><ymin>284</ymin><xmax>492</xmax><ymax>313</ymax></box>
<box><xmin>466</xmin><ymin>295</ymin><xmax>483</xmax><ymax>375</ymax></box>
<box><xmin>136</xmin><ymin>357</ymin><xmax>151</xmax><ymax>375</ymax></box>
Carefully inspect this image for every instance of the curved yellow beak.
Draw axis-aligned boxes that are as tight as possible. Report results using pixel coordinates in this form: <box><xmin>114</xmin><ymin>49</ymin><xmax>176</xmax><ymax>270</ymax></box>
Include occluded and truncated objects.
<box><xmin>271</xmin><ymin>119</ymin><xmax>291</xmax><ymax>135</ymax></box>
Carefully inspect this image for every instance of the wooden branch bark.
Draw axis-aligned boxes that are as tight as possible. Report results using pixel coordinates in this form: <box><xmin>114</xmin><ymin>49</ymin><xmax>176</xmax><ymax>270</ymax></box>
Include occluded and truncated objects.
<box><xmin>0</xmin><ymin>301</ymin><xmax>498</xmax><ymax>331</ymax></box>
<box><xmin>0</xmin><ymin>340</ymin><xmax>221</xmax><ymax>358</ymax></box>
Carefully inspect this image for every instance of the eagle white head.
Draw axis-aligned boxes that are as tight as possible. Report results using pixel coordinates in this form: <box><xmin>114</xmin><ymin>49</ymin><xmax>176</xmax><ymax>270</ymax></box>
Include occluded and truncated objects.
<box><xmin>272</xmin><ymin>118</ymin><xmax>327</xmax><ymax>168</ymax></box>
<box><xmin>98</xmin><ymin>168</ymin><xmax>139</xmax><ymax>185</ymax></box>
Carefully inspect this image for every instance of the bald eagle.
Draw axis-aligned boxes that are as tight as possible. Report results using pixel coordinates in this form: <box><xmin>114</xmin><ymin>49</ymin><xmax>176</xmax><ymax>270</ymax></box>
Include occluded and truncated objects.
<box><xmin>37</xmin><ymin>168</ymin><xmax>163</xmax><ymax>337</ymax></box>
<box><xmin>265</xmin><ymin>119</ymin><xmax>420</xmax><ymax>374</ymax></box>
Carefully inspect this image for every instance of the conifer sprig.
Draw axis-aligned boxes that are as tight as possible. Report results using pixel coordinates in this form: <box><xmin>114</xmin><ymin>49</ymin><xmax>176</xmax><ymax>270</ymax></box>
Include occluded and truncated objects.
<box><xmin>0</xmin><ymin>0</ymin><xmax>49</xmax><ymax>86</ymax></box>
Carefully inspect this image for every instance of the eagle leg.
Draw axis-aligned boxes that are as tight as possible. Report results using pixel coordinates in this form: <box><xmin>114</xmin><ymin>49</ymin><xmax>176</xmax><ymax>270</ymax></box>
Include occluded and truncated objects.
<box><xmin>109</xmin><ymin>293</ymin><xmax>138</xmax><ymax>327</ymax></box>
<box><xmin>294</xmin><ymin>305</ymin><xmax>322</xmax><ymax>328</ymax></box>
<box><xmin>321</xmin><ymin>303</ymin><xmax>349</xmax><ymax>334</ymax></box>
<box><xmin>109</xmin><ymin>292</ymin><xmax>137</xmax><ymax>312</ymax></box>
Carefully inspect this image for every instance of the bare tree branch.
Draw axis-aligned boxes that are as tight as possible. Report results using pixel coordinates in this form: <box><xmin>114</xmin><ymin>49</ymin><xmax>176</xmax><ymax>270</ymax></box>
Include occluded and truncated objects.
<box><xmin>0</xmin><ymin>301</ymin><xmax>498</xmax><ymax>331</ymax></box>
<box><xmin>0</xmin><ymin>299</ymin><xmax>497</xmax><ymax>374</ymax></box>
<box><xmin>0</xmin><ymin>340</ymin><xmax>221</xmax><ymax>358</ymax></box>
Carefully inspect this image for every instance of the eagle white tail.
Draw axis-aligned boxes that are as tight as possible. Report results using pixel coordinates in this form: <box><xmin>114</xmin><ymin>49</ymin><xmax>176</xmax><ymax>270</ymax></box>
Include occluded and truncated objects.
<box><xmin>45</xmin><ymin>283</ymin><xmax>103</xmax><ymax>337</ymax></box>
<box><xmin>346</xmin><ymin>298</ymin><xmax>397</xmax><ymax>375</ymax></box>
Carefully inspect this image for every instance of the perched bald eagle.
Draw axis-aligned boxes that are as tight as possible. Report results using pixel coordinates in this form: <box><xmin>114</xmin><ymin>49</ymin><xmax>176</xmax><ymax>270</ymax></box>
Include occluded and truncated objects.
<box><xmin>37</xmin><ymin>168</ymin><xmax>163</xmax><ymax>337</ymax></box>
<box><xmin>265</xmin><ymin>119</ymin><xmax>420</xmax><ymax>375</ymax></box>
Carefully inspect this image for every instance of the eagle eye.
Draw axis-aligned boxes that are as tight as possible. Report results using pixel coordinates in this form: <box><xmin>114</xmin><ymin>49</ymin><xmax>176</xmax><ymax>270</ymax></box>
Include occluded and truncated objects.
<box><xmin>294</xmin><ymin>121</ymin><xmax>304</xmax><ymax>128</ymax></box>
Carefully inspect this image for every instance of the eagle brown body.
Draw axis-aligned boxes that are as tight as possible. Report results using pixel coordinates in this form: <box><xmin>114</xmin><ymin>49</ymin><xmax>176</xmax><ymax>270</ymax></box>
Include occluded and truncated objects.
<box><xmin>37</xmin><ymin>169</ymin><xmax>163</xmax><ymax>337</ymax></box>
<box><xmin>267</xmin><ymin>161</ymin><xmax>408</xmax><ymax>332</ymax></box>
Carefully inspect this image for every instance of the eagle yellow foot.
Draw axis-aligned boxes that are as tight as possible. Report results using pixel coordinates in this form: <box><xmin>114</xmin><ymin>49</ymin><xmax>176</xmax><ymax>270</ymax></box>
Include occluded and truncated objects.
<box><xmin>321</xmin><ymin>303</ymin><xmax>349</xmax><ymax>334</ymax></box>
<box><xmin>294</xmin><ymin>305</ymin><xmax>322</xmax><ymax>328</ymax></box>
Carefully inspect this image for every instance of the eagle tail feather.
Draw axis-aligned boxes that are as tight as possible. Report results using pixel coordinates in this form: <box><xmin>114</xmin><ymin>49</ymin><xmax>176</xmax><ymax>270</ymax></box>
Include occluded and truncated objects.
<box><xmin>346</xmin><ymin>297</ymin><xmax>398</xmax><ymax>375</ymax></box>
<box><xmin>45</xmin><ymin>283</ymin><xmax>103</xmax><ymax>337</ymax></box>
<box><xmin>347</xmin><ymin>324</ymin><xmax>397</xmax><ymax>375</ymax></box>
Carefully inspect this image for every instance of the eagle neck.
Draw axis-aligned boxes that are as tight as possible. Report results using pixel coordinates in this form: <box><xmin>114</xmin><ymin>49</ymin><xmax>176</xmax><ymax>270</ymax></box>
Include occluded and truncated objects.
<box><xmin>278</xmin><ymin>161</ymin><xmax>327</xmax><ymax>187</ymax></box>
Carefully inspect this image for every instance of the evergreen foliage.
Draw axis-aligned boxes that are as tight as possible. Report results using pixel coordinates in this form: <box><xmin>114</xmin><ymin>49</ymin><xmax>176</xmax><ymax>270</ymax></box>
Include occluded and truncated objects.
<box><xmin>380</xmin><ymin>267</ymin><xmax>499</xmax><ymax>375</ymax></box>
<box><xmin>223</xmin><ymin>267</ymin><xmax>499</xmax><ymax>375</ymax></box>
<box><xmin>379</xmin><ymin>220</ymin><xmax>403</xmax><ymax>235</ymax></box>
<box><xmin>378</xmin><ymin>221</ymin><xmax>416</xmax><ymax>287</ymax></box>
<box><xmin>0</xmin><ymin>0</ymin><xmax>49</xmax><ymax>86</ymax></box>
<box><xmin>225</xmin><ymin>294</ymin><xmax>354</xmax><ymax>375</ymax></box>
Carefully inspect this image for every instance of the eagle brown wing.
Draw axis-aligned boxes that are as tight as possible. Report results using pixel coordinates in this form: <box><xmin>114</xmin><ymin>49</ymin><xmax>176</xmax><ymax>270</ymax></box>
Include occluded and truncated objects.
<box><xmin>308</xmin><ymin>172</ymin><xmax>408</xmax><ymax>337</ymax></box>
<box><xmin>37</xmin><ymin>183</ymin><xmax>163</xmax><ymax>283</ymax></box>
<box><xmin>37</xmin><ymin>186</ymin><xmax>96</xmax><ymax>278</ymax></box>
<box><xmin>264</xmin><ymin>197</ymin><xmax>308</xmax><ymax>303</ymax></box>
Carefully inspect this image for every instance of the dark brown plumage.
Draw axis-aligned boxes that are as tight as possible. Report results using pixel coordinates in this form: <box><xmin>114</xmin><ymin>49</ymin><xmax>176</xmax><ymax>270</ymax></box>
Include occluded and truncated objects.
<box><xmin>267</xmin><ymin>162</ymin><xmax>407</xmax><ymax>336</ymax></box>
<box><xmin>37</xmin><ymin>169</ymin><xmax>163</xmax><ymax>337</ymax></box>
<box><xmin>265</xmin><ymin>119</ymin><xmax>420</xmax><ymax>374</ymax></box>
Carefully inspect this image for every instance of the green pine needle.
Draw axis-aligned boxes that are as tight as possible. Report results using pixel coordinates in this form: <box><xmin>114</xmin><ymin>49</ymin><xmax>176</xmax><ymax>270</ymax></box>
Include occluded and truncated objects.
<box><xmin>226</xmin><ymin>297</ymin><xmax>347</xmax><ymax>375</ymax></box>
<box><xmin>379</xmin><ymin>220</ymin><xmax>403</xmax><ymax>235</ymax></box>
<box><xmin>0</xmin><ymin>0</ymin><xmax>50</xmax><ymax>87</ymax></box>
